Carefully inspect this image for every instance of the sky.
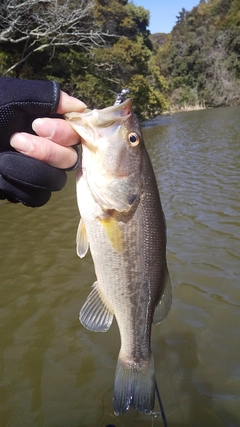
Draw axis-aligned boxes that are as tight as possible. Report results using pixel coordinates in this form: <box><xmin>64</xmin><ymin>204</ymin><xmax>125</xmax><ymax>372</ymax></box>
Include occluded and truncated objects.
<box><xmin>134</xmin><ymin>0</ymin><xmax>200</xmax><ymax>34</ymax></box>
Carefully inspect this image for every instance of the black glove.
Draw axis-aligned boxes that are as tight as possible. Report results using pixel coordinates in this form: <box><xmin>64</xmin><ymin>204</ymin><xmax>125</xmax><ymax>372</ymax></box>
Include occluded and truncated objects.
<box><xmin>0</xmin><ymin>77</ymin><xmax>67</xmax><ymax>207</ymax></box>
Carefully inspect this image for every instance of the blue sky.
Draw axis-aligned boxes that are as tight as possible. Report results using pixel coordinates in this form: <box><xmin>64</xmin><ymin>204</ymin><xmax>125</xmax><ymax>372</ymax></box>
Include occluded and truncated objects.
<box><xmin>133</xmin><ymin>0</ymin><xmax>199</xmax><ymax>34</ymax></box>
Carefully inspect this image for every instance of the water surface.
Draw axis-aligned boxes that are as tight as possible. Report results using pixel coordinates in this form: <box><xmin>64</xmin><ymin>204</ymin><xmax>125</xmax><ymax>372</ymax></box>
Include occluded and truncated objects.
<box><xmin>1</xmin><ymin>106</ymin><xmax>240</xmax><ymax>426</ymax></box>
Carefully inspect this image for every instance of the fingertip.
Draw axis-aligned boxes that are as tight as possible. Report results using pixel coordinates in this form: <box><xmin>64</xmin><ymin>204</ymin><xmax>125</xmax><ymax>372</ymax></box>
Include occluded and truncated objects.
<box><xmin>32</xmin><ymin>118</ymin><xmax>46</xmax><ymax>135</ymax></box>
<box><xmin>10</xmin><ymin>133</ymin><xmax>33</xmax><ymax>154</ymax></box>
<box><xmin>57</xmin><ymin>91</ymin><xmax>87</xmax><ymax>114</ymax></box>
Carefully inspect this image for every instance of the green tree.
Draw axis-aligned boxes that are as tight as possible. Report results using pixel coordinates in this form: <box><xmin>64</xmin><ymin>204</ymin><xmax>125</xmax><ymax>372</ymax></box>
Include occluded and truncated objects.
<box><xmin>156</xmin><ymin>0</ymin><xmax>240</xmax><ymax>108</ymax></box>
<box><xmin>0</xmin><ymin>0</ymin><xmax>172</xmax><ymax>117</ymax></box>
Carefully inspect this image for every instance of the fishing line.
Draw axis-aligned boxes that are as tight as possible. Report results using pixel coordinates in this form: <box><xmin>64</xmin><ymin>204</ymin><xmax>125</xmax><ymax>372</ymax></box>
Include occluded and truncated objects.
<box><xmin>154</xmin><ymin>380</ymin><xmax>168</xmax><ymax>427</ymax></box>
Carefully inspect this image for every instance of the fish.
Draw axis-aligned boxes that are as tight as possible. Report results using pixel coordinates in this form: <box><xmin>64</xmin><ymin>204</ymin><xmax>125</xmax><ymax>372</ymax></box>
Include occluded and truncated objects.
<box><xmin>65</xmin><ymin>98</ymin><xmax>172</xmax><ymax>416</ymax></box>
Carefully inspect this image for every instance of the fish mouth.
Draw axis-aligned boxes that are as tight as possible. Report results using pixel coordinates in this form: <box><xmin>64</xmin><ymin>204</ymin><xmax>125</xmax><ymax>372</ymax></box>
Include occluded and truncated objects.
<box><xmin>81</xmin><ymin>98</ymin><xmax>133</xmax><ymax>152</ymax></box>
<box><xmin>65</xmin><ymin>99</ymin><xmax>133</xmax><ymax>153</ymax></box>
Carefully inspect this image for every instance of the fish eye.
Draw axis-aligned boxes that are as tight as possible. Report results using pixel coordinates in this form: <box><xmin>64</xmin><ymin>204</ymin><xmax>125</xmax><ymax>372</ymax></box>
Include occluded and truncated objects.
<box><xmin>128</xmin><ymin>132</ymin><xmax>140</xmax><ymax>147</ymax></box>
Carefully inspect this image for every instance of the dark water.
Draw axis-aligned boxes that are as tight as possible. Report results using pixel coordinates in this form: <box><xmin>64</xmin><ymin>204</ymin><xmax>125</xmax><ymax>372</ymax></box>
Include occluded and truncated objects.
<box><xmin>1</xmin><ymin>106</ymin><xmax>240</xmax><ymax>427</ymax></box>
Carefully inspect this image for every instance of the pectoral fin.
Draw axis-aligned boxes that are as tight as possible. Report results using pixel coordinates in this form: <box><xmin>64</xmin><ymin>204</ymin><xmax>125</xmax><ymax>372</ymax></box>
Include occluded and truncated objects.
<box><xmin>76</xmin><ymin>219</ymin><xmax>89</xmax><ymax>258</ymax></box>
<box><xmin>99</xmin><ymin>216</ymin><xmax>124</xmax><ymax>253</ymax></box>
<box><xmin>79</xmin><ymin>282</ymin><xmax>113</xmax><ymax>332</ymax></box>
<box><xmin>153</xmin><ymin>268</ymin><xmax>172</xmax><ymax>324</ymax></box>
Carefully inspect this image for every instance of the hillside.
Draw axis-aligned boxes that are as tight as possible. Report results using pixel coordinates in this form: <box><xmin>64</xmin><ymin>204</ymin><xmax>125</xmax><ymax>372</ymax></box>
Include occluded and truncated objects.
<box><xmin>153</xmin><ymin>0</ymin><xmax>240</xmax><ymax>109</ymax></box>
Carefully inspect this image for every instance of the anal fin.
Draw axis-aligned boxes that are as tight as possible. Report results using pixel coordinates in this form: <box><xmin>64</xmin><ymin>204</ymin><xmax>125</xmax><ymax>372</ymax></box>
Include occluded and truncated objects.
<box><xmin>79</xmin><ymin>282</ymin><xmax>113</xmax><ymax>332</ymax></box>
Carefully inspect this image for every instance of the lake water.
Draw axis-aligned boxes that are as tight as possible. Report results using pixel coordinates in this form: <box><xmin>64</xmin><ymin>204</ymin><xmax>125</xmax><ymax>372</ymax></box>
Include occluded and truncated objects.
<box><xmin>0</xmin><ymin>106</ymin><xmax>239</xmax><ymax>427</ymax></box>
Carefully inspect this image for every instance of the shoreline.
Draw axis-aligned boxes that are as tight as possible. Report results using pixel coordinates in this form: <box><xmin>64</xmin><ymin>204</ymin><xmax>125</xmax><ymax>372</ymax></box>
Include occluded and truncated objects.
<box><xmin>162</xmin><ymin>103</ymin><xmax>207</xmax><ymax>115</ymax></box>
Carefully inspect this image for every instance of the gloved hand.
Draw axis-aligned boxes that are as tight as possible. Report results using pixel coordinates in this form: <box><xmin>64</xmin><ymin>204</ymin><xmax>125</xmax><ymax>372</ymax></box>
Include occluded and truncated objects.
<box><xmin>0</xmin><ymin>77</ymin><xmax>68</xmax><ymax>207</ymax></box>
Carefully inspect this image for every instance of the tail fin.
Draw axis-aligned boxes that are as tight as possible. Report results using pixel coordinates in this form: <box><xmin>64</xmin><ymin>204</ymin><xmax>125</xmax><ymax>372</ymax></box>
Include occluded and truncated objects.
<box><xmin>113</xmin><ymin>354</ymin><xmax>155</xmax><ymax>416</ymax></box>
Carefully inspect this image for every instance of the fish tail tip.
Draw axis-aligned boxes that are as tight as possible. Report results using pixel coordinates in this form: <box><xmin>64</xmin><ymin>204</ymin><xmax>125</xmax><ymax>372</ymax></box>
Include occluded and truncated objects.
<box><xmin>113</xmin><ymin>355</ymin><xmax>155</xmax><ymax>416</ymax></box>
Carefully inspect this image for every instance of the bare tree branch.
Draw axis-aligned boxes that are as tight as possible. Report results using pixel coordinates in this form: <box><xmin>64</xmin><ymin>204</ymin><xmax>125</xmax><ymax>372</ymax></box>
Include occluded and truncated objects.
<box><xmin>0</xmin><ymin>0</ymin><xmax>110</xmax><ymax>75</ymax></box>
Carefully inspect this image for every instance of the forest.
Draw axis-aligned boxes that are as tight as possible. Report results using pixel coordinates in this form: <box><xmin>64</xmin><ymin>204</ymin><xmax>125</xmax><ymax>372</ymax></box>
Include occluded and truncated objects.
<box><xmin>0</xmin><ymin>0</ymin><xmax>240</xmax><ymax>118</ymax></box>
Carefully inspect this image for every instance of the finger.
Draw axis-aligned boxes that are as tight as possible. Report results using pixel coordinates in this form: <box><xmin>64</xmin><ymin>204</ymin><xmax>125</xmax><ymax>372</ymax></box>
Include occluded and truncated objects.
<box><xmin>10</xmin><ymin>133</ymin><xmax>78</xmax><ymax>169</ymax></box>
<box><xmin>32</xmin><ymin>117</ymin><xmax>80</xmax><ymax>146</ymax></box>
<box><xmin>57</xmin><ymin>91</ymin><xmax>87</xmax><ymax>114</ymax></box>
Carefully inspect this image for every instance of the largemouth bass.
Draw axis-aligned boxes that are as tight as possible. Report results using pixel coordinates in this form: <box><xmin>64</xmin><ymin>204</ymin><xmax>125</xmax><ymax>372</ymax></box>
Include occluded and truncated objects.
<box><xmin>65</xmin><ymin>98</ymin><xmax>171</xmax><ymax>415</ymax></box>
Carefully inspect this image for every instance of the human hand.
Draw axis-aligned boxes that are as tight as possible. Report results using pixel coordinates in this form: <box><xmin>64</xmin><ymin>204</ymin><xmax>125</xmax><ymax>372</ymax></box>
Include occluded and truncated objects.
<box><xmin>0</xmin><ymin>78</ymin><xmax>86</xmax><ymax>207</ymax></box>
<box><xmin>10</xmin><ymin>91</ymin><xmax>86</xmax><ymax>169</ymax></box>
